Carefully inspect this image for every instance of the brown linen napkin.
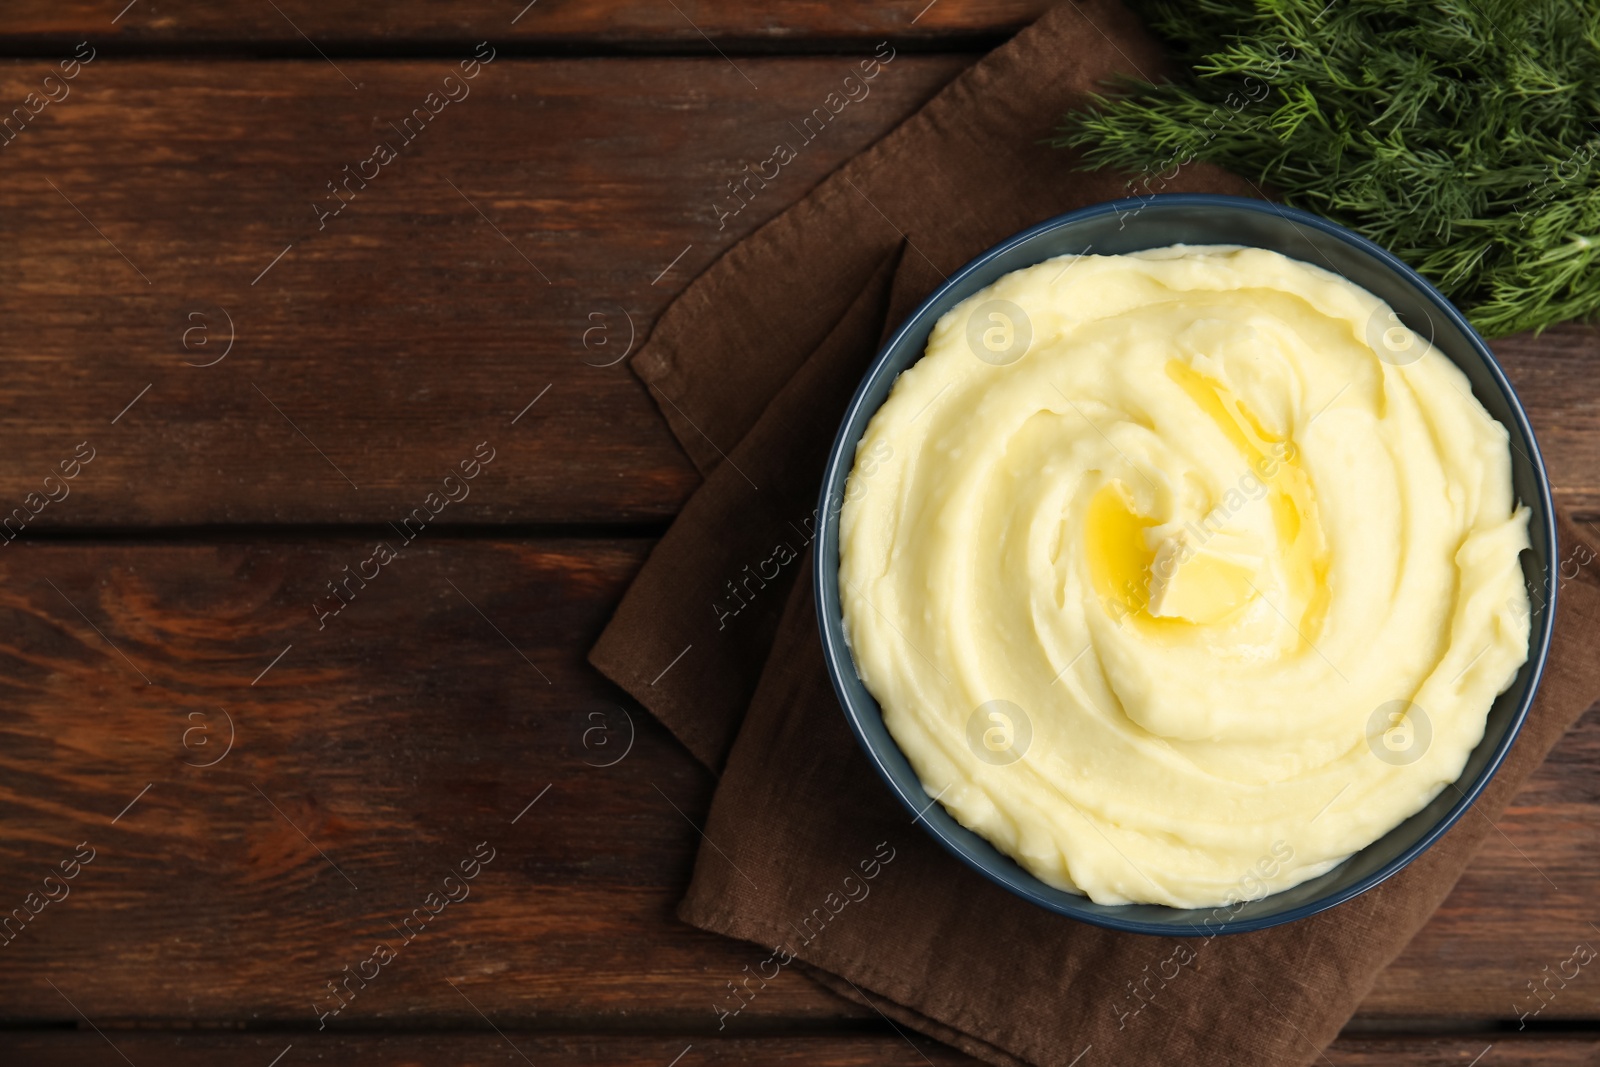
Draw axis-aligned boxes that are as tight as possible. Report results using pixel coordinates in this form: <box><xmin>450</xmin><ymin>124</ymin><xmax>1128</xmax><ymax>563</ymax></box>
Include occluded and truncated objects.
<box><xmin>589</xmin><ymin>2</ymin><xmax>1600</xmax><ymax>1063</ymax></box>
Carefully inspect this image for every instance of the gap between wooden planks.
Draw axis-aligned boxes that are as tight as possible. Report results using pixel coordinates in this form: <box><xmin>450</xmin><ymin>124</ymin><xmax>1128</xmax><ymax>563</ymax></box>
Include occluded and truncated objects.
<box><xmin>0</xmin><ymin>1031</ymin><xmax>1594</xmax><ymax>1066</ymax></box>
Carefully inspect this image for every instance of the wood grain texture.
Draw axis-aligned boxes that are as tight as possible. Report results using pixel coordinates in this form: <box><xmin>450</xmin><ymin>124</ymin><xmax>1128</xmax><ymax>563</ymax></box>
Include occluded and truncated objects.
<box><xmin>1</xmin><ymin>58</ymin><xmax>1597</xmax><ymax>533</ymax></box>
<box><xmin>0</xmin><ymin>1</ymin><xmax>1050</xmax><ymax>47</ymax></box>
<box><xmin>0</xmin><ymin>55</ymin><xmax>967</xmax><ymax>527</ymax></box>
<box><xmin>0</xmin><ymin>1031</ymin><xmax>1595</xmax><ymax>1066</ymax></box>
<box><xmin>0</xmin><ymin>537</ymin><xmax>858</xmax><ymax>1025</ymax></box>
<box><xmin>1495</xmin><ymin>329</ymin><xmax>1600</xmax><ymax>515</ymax></box>
<box><xmin>0</xmin><ymin>1033</ymin><xmax>971</xmax><ymax>1067</ymax></box>
<box><xmin>1327</xmin><ymin>1034</ymin><xmax>1600</xmax><ymax>1066</ymax></box>
<box><xmin>0</xmin><ymin>540</ymin><xmax>1594</xmax><ymax>1026</ymax></box>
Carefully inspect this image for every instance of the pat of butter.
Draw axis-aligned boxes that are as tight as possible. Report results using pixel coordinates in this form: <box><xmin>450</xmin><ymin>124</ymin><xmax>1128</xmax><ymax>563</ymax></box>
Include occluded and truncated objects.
<box><xmin>1147</xmin><ymin>530</ymin><xmax>1263</xmax><ymax>624</ymax></box>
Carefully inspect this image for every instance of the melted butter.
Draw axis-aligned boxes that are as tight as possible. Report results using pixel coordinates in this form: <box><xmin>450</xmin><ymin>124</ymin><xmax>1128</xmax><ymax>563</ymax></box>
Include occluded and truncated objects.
<box><xmin>1164</xmin><ymin>360</ymin><xmax>1330</xmax><ymax>638</ymax></box>
<box><xmin>1084</xmin><ymin>479</ymin><xmax>1155</xmax><ymax>620</ymax></box>
<box><xmin>1082</xmin><ymin>362</ymin><xmax>1330</xmax><ymax>636</ymax></box>
<box><xmin>1083</xmin><ymin>480</ymin><xmax>1193</xmax><ymax>636</ymax></box>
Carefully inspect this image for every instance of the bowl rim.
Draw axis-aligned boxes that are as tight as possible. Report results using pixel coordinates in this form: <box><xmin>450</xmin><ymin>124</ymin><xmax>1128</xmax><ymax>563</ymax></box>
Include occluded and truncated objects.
<box><xmin>812</xmin><ymin>191</ymin><xmax>1558</xmax><ymax>935</ymax></box>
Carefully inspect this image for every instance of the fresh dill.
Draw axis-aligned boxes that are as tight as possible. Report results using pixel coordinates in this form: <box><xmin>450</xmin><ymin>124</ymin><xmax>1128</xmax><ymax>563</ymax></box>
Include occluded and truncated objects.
<box><xmin>1055</xmin><ymin>0</ymin><xmax>1600</xmax><ymax>337</ymax></box>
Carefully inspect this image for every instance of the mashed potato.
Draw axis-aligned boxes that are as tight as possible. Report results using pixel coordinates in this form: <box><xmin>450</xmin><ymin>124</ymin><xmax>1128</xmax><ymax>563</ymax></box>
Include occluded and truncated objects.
<box><xmin>838</xmin><ymin>245</ymin><xmax>1531</xmax><ymax>908</ymax></box>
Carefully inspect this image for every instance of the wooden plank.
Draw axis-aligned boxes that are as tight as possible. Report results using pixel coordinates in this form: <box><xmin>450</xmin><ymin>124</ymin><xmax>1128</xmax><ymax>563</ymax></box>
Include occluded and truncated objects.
<box><xmin>0</xmin><ymin>1031</ymin><xmax>1593</xmax><ymax>1066</ymax></box>
<box><xmin>1328</xmin><ymin>1034</ymin><xmax>1600</xmax><ymax>1066</ymax></box>
<box><xmin>1</xmin><ymin>59</ymin><xmax>1597</xmax><ymax>531</ymax></box>
<box><xmin>0</xmin><ymin>55</ymin><xmax>968</xmax><ymax>528</ymax></box>
<box><xmin>1494</xmin><ymin>330</ymin><xmax>1600</xmax><ymax>516</ymax></box>
<box><xmin>0</xmin><ymin>1</ymin><xmax>1048</xmax><ymax>48</ymax></box>
<box><xmin>0</xmin><ymin>540</ymin><xmax>1595</xmax><ymax>1024</ymax></box>
<box><xmin>1368</xmin><ymin>689</ymin><xmax>1600</xmax><ymax>1019</ymax></box>
<box><xmin>0</xmin><ymin>536</ymin><xmax>862</xmax><ymax>1024</ymax></box>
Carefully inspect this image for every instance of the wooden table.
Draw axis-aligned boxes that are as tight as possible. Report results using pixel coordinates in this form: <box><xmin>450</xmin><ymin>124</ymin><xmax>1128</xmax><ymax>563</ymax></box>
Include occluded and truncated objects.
<box><xmin>1</xmin><ymin>4</ymin><xmax>1597</xmax><ymax>1064</ymax></box>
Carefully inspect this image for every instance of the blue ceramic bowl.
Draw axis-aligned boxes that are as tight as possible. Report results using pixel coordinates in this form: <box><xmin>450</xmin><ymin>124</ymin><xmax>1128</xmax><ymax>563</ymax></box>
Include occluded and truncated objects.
<box><xmin>813</xmin><ymin>194</ymin><xmax>1557</xmax><ymax>935</ymax></box>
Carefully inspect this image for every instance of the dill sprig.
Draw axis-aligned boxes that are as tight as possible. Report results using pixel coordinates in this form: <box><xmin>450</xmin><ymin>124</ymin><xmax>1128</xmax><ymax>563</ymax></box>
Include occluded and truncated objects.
<box><xmin>1054</xmin><ymin>0</ymin><xmax>1600</xmax><ymax>337</ymax></box>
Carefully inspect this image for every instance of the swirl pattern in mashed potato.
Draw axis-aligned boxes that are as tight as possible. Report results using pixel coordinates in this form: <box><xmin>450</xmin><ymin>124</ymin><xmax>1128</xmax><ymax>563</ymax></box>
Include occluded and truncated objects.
<box><xmin>837</xmin><ymin>245</ymin><xmax>1531</xmax><ymax>908</ymax></box>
